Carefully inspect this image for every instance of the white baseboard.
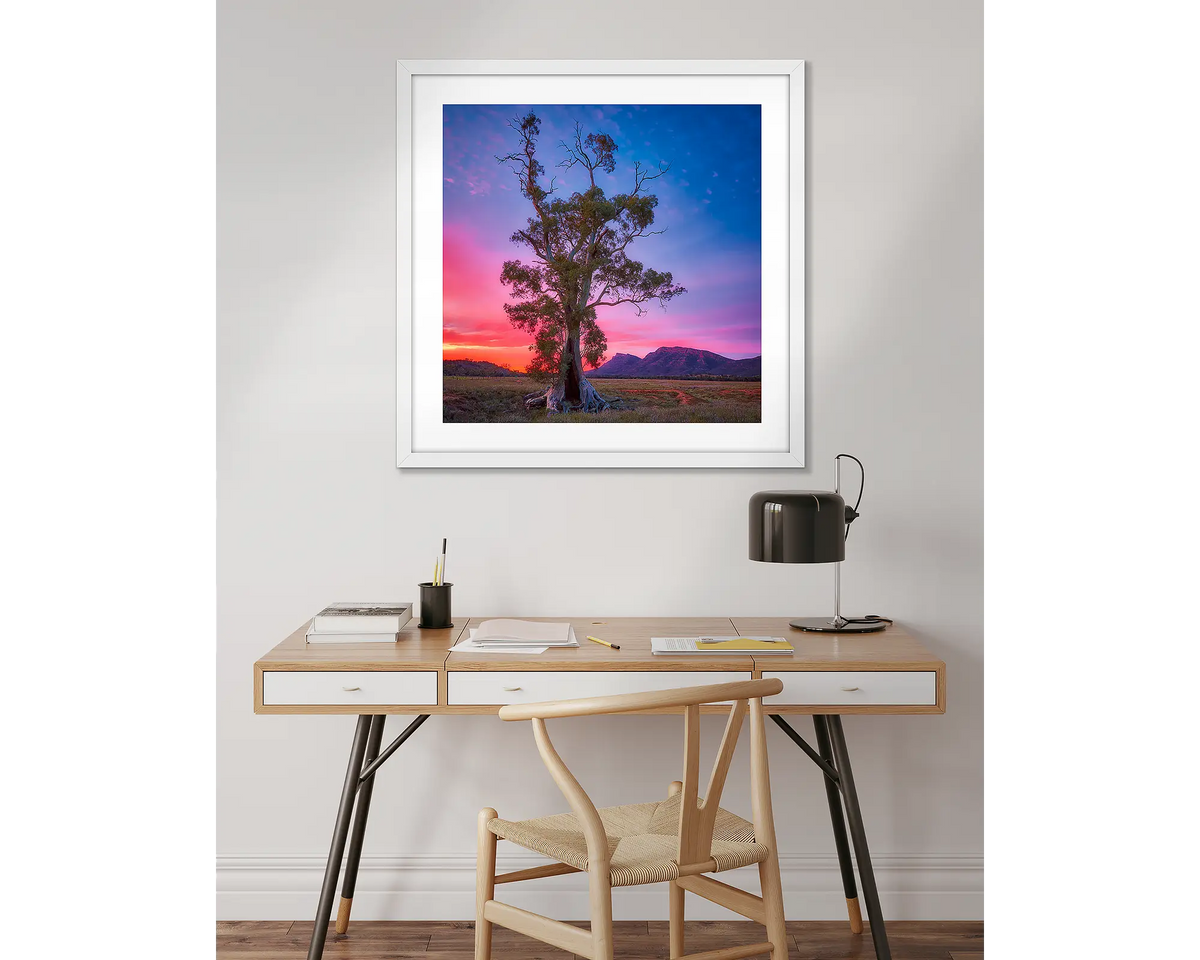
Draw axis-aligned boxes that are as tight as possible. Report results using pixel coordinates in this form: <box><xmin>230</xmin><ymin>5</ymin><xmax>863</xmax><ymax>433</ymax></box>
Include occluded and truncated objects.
<box><xmin>217</xmin><ymin>852</ymin><xmax>982</xmax><ymax>921</ymax></box>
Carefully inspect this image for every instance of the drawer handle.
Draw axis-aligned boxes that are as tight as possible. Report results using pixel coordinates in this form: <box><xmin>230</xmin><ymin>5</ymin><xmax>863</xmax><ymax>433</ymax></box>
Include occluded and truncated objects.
<box><xmin>342</xmin><ymin>686</ymin><xmax>362</xmax><ymax>692</ymax></box>
<box><xmin>502</xmin><ymin>685</ymin><xmax>522</xmax><ymax>692</ymax></box>
<box><xmin>841</xmin><ymin>686</ymin><xmax>860</xmax><ymax>692</ymax></box>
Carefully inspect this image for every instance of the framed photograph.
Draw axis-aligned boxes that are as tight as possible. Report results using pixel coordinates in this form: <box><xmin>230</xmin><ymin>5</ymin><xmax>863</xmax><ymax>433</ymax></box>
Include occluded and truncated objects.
<box><xmin>397</xmin><ymin>60</ymin><xmax>804</xmax><ymax>468</ymax></box>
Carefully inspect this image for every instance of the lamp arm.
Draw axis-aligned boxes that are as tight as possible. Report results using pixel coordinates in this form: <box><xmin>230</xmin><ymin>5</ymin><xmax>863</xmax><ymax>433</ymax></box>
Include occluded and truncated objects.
<box><xmin>833</xmin><ymin>453</ymin><xmax>866</xmax><ymax>626</ymax></box>
<box><xmin>835</xmin><ymin>453</ymin><xmax>866</xmax><ymax>539</ymax></box>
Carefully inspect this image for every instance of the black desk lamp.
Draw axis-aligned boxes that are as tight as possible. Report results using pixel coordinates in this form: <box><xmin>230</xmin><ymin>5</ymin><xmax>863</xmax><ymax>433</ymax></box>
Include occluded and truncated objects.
<box><xmin>749</xmin><ymin>453</ymin><xmax>889</xmax><ymax>633</ymax></box>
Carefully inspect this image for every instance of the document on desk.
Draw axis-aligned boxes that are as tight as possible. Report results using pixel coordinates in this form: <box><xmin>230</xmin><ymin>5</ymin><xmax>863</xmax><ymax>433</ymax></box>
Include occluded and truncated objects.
<box><xmin>449</xmin><ymin>620</ymin><xmax>580</xmax><ymax>655</ymax></box>
<box><xmin>449</xmin><ymin>638</ymin><xmax>549</xmax><ymax>654</ymax></box>
<box><xmin>448</xmin><ymin>643</ymin><xmax>549</xmax><ymax>657</ymax></box>
<box><xmin>652</xmin><ymin>636</ymin><xmax>794</xmax><ymax>655</ymax></box>
<box><xmin>472</xmin><ymin>619</ymin><xmax>579</xmax><ymax>646</ymax></box>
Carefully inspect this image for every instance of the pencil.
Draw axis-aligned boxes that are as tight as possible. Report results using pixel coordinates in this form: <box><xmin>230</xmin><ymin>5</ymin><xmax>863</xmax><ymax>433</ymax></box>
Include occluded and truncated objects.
<box><xmin>586</xmin><ymin>635</ymin><xmax>620</xmax><ymax>650</ymax></box>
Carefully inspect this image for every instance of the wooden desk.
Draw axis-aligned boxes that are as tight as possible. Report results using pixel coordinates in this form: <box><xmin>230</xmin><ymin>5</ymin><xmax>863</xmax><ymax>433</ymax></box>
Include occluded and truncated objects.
<box><xmin>254</xmin><ymin>617</ymin><xmax>946</xmax><ymax>960</ymax></box>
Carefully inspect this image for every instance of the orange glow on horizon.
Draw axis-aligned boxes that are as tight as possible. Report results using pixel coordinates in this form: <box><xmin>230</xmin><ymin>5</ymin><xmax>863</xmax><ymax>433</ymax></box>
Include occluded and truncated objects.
<box><xmin>443</xmin><ymin>343</ymin><xmax>533</xmax><ymax>372</ymax></box>
<box><xmin>444</xmin><ymin>346</ymin><xmax>608</xmax><ymax>373</ymax></box>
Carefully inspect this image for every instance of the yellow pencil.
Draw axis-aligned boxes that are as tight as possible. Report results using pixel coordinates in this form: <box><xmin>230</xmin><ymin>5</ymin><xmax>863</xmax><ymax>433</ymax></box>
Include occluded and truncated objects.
<box><xmin>586</xmin><ymin>635</ymin><xmax>620</xmax><ymax>650</ymax></box>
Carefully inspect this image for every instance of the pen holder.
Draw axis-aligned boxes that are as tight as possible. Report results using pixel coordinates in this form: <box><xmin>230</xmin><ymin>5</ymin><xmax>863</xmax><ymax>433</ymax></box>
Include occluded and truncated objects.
<box><xmin>418</xmin><ymin>582</ymin><xmax>453</xmax><ymax>629</ymax></box>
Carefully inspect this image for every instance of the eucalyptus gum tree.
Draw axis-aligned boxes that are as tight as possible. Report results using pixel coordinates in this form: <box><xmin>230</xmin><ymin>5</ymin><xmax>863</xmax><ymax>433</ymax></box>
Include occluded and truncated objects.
<box><xmin>496</xmin><ymin>112</ymin><xmax>686</xmax><ymax>413</ymax></box>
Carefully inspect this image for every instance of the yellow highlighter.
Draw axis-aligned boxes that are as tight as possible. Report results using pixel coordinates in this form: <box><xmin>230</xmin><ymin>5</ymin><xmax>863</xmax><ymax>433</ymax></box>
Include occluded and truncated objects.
<box><xmin>586</xmin><ymin>635</ymin><xmax>621</xmax><ymax>650</ymax></box>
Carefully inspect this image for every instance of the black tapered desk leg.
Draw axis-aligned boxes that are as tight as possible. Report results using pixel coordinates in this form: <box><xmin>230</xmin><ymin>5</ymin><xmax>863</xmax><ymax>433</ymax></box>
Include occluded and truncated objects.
<box><xmin>813</xmin><ymin>715</ymin><xmax>862</xmax><ymax>934</ymax></box>
<box><xmin>307</xmin><ymin>715</ymin><xmax>372</xmax><ymax>960</ymax></box>
<box><xmin>825</xmin><ymin>715</ymin><xmax>892</xmax><ymax>960</ymax></box>
<box><xmin>336</xmin><ymin>715</ymin><xmax>386</xmax><ymax>935</ymax></box>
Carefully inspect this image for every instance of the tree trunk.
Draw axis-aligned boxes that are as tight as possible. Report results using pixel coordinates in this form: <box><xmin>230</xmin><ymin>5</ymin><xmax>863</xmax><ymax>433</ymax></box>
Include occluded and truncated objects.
<box><xmin>524</xmin><ymin>326</ymin><xmax>611</xmax><ymax>414</ymax></box>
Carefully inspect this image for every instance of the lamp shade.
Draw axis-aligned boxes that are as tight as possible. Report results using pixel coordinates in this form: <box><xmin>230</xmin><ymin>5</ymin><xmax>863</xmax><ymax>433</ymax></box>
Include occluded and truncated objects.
<box><xmin>749</xmin><ymin>490</ymin><xmax>847</xmax><ymax>563</ymax></box>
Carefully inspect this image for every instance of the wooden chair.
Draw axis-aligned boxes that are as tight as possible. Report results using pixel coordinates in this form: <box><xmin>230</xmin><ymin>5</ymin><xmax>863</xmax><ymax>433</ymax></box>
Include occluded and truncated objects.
<box><xmin>475</xmin><ymin>678</ymin><xmax>787</xmax><ymax>960</ymax></box>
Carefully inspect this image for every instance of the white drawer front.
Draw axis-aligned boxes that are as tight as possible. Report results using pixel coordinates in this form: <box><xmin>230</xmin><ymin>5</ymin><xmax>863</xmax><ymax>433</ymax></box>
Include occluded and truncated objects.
<box><xmin>764</xmin><ymin>671</ymin><xmax>937</xmax><ymax>706</ymax></box>
<box><xmin>262</xmin><ymin>671</ymin><xmax>437</xmax><ymax>706</ymax></box>
<box><xmin>448</xmin><ymin>671</ymin><xmax>753</xmax><ymax>706</ymax></box>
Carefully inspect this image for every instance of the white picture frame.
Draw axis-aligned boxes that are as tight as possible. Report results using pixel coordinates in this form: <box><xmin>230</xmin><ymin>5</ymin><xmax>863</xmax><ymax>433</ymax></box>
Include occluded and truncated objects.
<box><xmin>397</xmin><ymin>60</ymin><xmax>804</xmax><ymax>468</ymax></box>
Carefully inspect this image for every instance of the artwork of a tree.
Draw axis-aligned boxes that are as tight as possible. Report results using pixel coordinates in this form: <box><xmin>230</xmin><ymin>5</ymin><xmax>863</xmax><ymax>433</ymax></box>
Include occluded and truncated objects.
<box><xmin>497</xmin><ymin>112</ymin><xmax>686</xmax><ymax>413</ymax></box>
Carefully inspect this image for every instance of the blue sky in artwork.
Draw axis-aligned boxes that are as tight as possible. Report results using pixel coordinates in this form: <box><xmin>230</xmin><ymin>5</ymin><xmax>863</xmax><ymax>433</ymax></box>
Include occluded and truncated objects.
<box><xmin>442</xmin><ymin>104</ymin><xmax>763</xmax><ymax>366</ymax></box>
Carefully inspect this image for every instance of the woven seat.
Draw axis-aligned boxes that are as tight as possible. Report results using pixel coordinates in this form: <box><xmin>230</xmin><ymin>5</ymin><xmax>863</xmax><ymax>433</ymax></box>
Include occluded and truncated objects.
<box><xmin>488</xmin><ymin>792</ymin><xmax>768</xmax><ymax>886</ymax></box>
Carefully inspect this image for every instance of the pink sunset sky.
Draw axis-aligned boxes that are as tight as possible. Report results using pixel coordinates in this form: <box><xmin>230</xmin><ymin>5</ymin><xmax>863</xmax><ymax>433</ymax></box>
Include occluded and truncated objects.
<box><xmin>443</xmin><ymin>104</ymin><xmax>762</xmax><ymax>372</ymax></box>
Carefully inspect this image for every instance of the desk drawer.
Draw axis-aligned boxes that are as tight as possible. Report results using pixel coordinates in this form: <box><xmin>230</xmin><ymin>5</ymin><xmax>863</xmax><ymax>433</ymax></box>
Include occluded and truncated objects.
<box><xmin>262</xmin><ymin>671</ymin><xmax>438</xmax><ymax>706</ymax></box>
<box><xmin>763</xmin><ymin>671</ymin><xmax>937</xmax><ymax>706</ymax></box>
<box><xmin>448</xmin><ymin>671</ymin><xmax>753</xmax><ymax>706</ymax></box>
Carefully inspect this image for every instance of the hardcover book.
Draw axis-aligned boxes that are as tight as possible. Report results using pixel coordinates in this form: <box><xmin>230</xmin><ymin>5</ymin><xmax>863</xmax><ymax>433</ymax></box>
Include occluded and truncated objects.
<box><xmin>310</xmin><ymin>603</ymin><xmax>413</xmax><ymax>635</ymax></box>
<box><xmin>304</xmin><ymin>630</ymin><xmax>403</xmax><ymax>644</ymax></box>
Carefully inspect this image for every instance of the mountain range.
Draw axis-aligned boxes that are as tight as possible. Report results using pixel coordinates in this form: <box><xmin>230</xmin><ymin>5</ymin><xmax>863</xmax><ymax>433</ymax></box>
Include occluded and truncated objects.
<box><xmin>588</xmin><ymin>346</ymin><xmax>761</xmax><ymax>380</ymax></box>
<box><xmin>443</xmin><ymin>359</ymin><xmax>522</xmax><ymax>377</ymax></box>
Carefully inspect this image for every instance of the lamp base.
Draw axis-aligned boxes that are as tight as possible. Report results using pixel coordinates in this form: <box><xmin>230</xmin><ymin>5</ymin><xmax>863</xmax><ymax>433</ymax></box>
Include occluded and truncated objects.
<box><xmin>789</xmin><ymin>616</ymin><xmax>888</xmax><ymax>634</ymax></box>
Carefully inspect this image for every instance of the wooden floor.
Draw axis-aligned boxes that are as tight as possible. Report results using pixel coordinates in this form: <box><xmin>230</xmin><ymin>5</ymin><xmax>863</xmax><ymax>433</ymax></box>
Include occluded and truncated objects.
<box><xmin>217</xmin><ymin>921</ymin><xmax>983</xmax><ymax>960</ymax></box>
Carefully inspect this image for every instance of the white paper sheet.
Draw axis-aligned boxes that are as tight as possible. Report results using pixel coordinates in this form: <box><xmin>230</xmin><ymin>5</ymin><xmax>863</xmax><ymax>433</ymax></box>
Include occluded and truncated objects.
<box><xmin>448</xmin><ymin>638</ymin><xmax>549</xmax><ymax>654</ymax></box>
<box><xmin>473</xmin><ymin>619</ymin><xmax>578</xmax><ymax>645</ymax></box>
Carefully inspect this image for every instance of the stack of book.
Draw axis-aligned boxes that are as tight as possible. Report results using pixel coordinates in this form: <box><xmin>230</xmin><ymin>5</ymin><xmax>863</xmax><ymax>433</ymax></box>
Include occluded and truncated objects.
<box><xmin>305</xmin><ymin>603</ymin><xmax>413</xmax><ymax>643</ymax></box>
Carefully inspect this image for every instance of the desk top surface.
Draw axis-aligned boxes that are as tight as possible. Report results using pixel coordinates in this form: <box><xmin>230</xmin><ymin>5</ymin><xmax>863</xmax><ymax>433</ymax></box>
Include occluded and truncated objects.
<box><xmin>255</xmin><ymin>616</ymin><xmax>943</xmax><ymax>673</ymax></box>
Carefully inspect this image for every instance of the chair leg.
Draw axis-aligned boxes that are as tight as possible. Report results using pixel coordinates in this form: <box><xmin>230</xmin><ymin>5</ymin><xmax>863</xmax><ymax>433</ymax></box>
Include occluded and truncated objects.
<box><xmin>668</xmin><ymin>880</ymin><xmax>685</xmax><ymax>958</ymax></box>
<box><xmin>589</xmin><ymin>864</ymin><xmax>615</xmax><ymax>960</ymax></box>
<box><xmin>749</xmin><ymin>700</ymin><xmax>788</xmax><ymax>960</ymax></box>
<box><xmin>667</xmin><ymin>779</ymin><xmax>684</xmax><ymax>958</ymax></box>
<box><xmin>757</xmin><ymin>847</ymin><xmax>789</xmax><ymax>960</ymax></box>
<box><xmin>476</xmin><ymin>808</ymin><xmax>498</xmax><ymax>960</ymax></box>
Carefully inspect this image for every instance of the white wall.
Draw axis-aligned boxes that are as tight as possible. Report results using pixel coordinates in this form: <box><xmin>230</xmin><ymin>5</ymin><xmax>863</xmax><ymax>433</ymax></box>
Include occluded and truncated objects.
<box><xmin>217</xmin><ymin>0</ymin><xmax>982</xmax><ymax>920</ymax></box>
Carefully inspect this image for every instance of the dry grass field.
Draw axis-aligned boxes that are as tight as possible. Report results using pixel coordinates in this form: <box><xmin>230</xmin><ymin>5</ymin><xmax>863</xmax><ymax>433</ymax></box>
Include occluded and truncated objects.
<box><xmin>443</xmin><ymin>376</ymin><xmax>761</xmax><ymax>423</ymax></box>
